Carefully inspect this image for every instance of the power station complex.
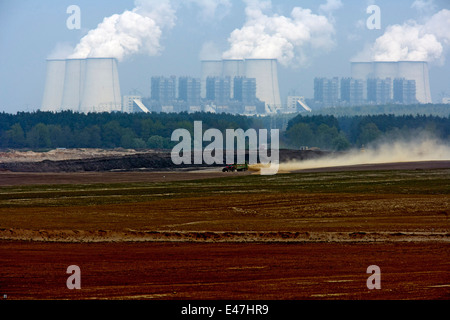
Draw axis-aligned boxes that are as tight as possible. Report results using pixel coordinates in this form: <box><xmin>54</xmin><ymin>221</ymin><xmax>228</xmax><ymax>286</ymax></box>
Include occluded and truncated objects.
<box><xmin>41</xmin><ymin>57</ymin><xmax>432</xmax><ymax>115</ymax></box>
<box><xmin>41</xmin><ymin>57</ymin><xmax>284</xmax><ymax>115</ymax></box>
<box><xmin>313</xmin><ymin>61</ymin><xmax>432</xmax><ymax>108</ymax></box>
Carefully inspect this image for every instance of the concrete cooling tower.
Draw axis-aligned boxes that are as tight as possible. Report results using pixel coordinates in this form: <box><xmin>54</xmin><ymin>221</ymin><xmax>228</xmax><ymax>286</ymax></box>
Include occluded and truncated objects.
<box><xmin>61</xmin><ymin>59</ymin><xmax>86</xmax><ymax>112</ymax></box>
<box><xmin>80</xmin><ymin>58</ymin><xmax>122</xmax><ymax>113</ymax></box>
<box><xmin>41</xmin><ymin>57</ymin><xmax>122</xmax><ymax>113</ymax></box>
<box><xmin>41</xmin><ymin>59</ymin><xmax>66</xmax><ymax>112</ymax></box>
<box><xmin>351</xmin><ymin>62</ymin><xmax>374</xmax><ymax>80</ymax></box>
<box><xmin>374</xmin><ymin>61</ymin><xmax>398</xmax><ymax>80</ymax></box>
<box><xmin>244</xmin><ymin>59</ymin><xmax>282</xmax><ymax>113</ymax></box>
<box><xmin>397</xmin><ymin>61</ymin><xmax>431</xmax><ymax>104</ymax></box>
<box><xmin>222</xmin><ymin>59</ymin><xmax>245</xmax><ymax>99</ymax></box>
<box><xmin>351</xmin><ymin>61</ymin><xmax>432</xmax><ymax>104</ymax></box>
<box><xmin>201</xmin><ymin>60</ymin><xmax>223</xmax><ymax>98</ymax></box>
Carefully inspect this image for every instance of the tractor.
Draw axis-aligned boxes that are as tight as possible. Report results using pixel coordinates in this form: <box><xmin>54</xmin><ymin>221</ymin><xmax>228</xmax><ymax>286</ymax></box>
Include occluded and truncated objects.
<box><xmin>222</xmin><ymin>163</ymin><xmax>249</xmax><ymax>172</ymax></box>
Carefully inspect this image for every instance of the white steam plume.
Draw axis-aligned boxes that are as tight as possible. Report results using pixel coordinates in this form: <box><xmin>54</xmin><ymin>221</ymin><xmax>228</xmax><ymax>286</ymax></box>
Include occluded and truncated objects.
<box><xmin>187</xmin><ymin>0</ymin><xmax>232</xmax><ymax>21</ymax></box>
<box><xmin>222</xmin><ymin>0</ymin><xmax>336</xmax><ymax>67</ymax></box>
<box><xmin>68</xmin><ymin>0</ymin><xmax>231</xmax><ymax>61</ymax></box>
<box><xmin>411</xmin><ymin>0</ymin><xmax>437</xmax><ymax>16</ymax></box>
<box><xmin>368</xmin><ymin>9</ymin><xmax>450</xmax><ymax>64</ymax></box>
<box><xmin>68</xmin><ymin>0</ymin><xmax>176</xmax><ymax>61</ymax></box>
<box><xmin>319</xmin><ymin>0</ymin><xmax>343</xmax><ymax>16</ymax></box>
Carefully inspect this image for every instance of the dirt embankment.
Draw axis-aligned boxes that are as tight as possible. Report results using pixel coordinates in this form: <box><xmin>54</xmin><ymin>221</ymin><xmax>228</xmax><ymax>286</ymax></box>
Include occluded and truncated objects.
<box><xmin>0</xmin><ymin>148</ymin><xmax>328</xmax><ymax>172</ymax></box>
<box><xmin>0</xmin><ymin>228</ymin><xmax>448</xmax><ymax>243</ymax></box>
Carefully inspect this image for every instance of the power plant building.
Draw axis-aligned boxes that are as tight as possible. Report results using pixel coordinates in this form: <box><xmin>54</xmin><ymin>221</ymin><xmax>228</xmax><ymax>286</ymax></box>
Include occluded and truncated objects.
<box><xmin>314</xmin><ymin>77</ymin><xmax>339</xmax><ymax>106</ymax></box>
<box><xmin>351</xmin><ymin>61</ymin><xmax>431</xmax><ymax>104</ymax></box>
<box><xmin>201</xmin><ymin>58</ymin><xmax>282</xmax><ymax>114</ymax></box>
<box><xmin>367</xmin><ymin>78</ymin><xmax>392</xmax><ymax>104</ymax></box>
<box><xmin>222</xmin><ymin>59</ymin><xmax>245</xmax><ymax>99</ymax></box>
<box><xmin>151</xmin><ymin>76</ymin><xmax>176</xmax><ymax>105</ymax></box>
<box><xmin>206</xmin><ymin>77</ymin><xmax>231</xmax><ymax>106</ymax></box>
<box><xmin>234</xmin><ymin>77</ymin><xmax>257</xmax><ymax>105</ymax></box>
<box><xmin>178</xmin><ymin>77</ymin><xmax>201</xmax><ymax>107</ymax></box>
<box><xmin>340</xmin><ymin>78</ymin><xmax>364</xmax><ymax>106</ymax></box>
<box><xmin>393</xmin><ymin>78</ymin><xmax>417</xmax><ymax>105</ymax></box>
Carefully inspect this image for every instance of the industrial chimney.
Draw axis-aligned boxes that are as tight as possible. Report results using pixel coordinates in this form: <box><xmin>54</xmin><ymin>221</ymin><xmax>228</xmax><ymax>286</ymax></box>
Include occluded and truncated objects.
<box><xmin>79</xmin><ymin>58</ymin><xmax>122</xmax><ymax>113</ymax></box>
<box><xmin>244</xmin><ymin>59</ymin><xmax>282</xmax><ymax>114</ymax></box>
<box><xmin>41</xmin><ymin>59</ymin><xmax>66</xmax><ymax>112</ymax></box>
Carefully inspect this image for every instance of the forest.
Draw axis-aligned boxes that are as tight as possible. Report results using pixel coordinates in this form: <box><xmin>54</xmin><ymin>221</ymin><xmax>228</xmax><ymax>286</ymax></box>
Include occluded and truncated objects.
<box><xmin>0</xmin><ymin>111</ymin><xmax>449</xmax><ymax>151</ymax></box>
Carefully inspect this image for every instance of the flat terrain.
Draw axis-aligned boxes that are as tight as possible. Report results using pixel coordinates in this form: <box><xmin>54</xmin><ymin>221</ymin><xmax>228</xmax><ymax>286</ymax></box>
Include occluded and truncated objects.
<box><xmin>0</xmin><ymin>161</ymin><xmax>449</xmax><ymax>300</ymax></box>
<box><xmin>1</xmin><ymin>242</ymin><xmax>448</xmax><ymax>300</ymax></box>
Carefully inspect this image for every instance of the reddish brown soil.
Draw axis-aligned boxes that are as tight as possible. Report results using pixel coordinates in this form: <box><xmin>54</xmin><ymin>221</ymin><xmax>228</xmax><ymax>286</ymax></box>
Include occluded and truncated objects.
<box><xmin>1</xmin><ymin>161</ymin><xmax>448</xmax><ymax>301</ymax></box>
<box><xmin>0</xmin><ymin>241</ymin><xmax>448</xmax><ymax>300</ymax></box>
<box><xmin>1</xmin><ymin>160</ymin><xmax>449</xmax><ymax>186</ymax></box>
<box><xmin>0</xmin><ymin>170</ymin><xmax>234</xmax><ymax>186</ymax></box>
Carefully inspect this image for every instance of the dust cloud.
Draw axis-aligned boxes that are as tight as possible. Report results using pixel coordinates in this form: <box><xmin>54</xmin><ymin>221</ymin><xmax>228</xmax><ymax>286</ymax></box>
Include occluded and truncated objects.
<box><xmin>251</xmin><ymin>137</ymin><xmax>450</xmax><ymax>173</ymax></box>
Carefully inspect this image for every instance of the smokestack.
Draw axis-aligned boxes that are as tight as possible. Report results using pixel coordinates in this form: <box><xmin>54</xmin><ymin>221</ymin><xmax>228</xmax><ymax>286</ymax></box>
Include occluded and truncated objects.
<box><xmin>79</xmin><ymin>58</ymin><xmax>122</xmax><ymax>113</ymax></box>
<box><xmin>41</xmin><ymin>59</ymin><xmax>66</xmax><ymax>112</ymax></box>
<box><xmin>397</xmin><ymin>61</ymin><xmax>432</xmax><ymax>104</ymax></box>
<box><xmin>201</xmin><ymin>60</ymin><xmax>223</xmax><ymax>98</ymax></box>
<box><xmin>244</xmin><ymin>59</ymin><xmax>282</xmax><ymax>113</ymax></box>
<box><xmin>222</xmin><ymin>59</ymin><xmax>245</xmax><ymax>99</ymax></box>
<box><xmin>61</xmin><ymin>59</ymin><xmax>86</xmax><ymax>112</ymax></box>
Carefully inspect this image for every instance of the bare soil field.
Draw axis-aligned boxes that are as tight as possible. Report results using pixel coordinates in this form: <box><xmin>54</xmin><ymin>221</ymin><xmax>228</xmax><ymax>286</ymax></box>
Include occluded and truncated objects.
<box><xmin>0</xmin><ymin>161</ymin><xmax>449</xmax><ymax>300</ymax></box>
<box><xmin>0</xmin><ymin>242</ymin><xmax>448</xmax><ymax>300</ymax></box>
<box><xmin>0</xmin><ymin>170</ymin><xmax>232</xmax><ymax>186</ymax></box>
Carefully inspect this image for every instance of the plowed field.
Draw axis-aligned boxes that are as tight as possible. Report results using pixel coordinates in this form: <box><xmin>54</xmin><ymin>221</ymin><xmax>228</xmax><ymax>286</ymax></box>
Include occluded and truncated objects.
<box><xmin>0</xmin><ymin>163</ymin><xmax>449</xmax><ymax>300</ymax></box>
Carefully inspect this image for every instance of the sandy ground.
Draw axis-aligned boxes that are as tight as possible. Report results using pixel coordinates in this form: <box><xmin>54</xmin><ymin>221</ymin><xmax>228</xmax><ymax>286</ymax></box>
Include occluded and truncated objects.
<box><xmin>0</xmin><ymin>148</ymin><xmax>145</xmax><ymax>163</ymax></box>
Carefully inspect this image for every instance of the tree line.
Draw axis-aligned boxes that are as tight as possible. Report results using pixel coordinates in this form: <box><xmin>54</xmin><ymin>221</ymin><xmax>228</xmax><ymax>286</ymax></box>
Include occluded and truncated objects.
<box><xmin>0</xmin><ymin>111</ymin><xmax>449</xmax><ymax>150</ymax></box>
<box><xmin>285</xmin><ymin>113</ymin><xmax>450</xmax><ymax>150</ymax></box>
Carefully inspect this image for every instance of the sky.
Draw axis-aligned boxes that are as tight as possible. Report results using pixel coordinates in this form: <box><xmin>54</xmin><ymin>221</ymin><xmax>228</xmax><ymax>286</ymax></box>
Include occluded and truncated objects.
<box><xmin>1</xmin><ymin>0</ymin><xmax>450</xmax><ymax>114</ymax></box>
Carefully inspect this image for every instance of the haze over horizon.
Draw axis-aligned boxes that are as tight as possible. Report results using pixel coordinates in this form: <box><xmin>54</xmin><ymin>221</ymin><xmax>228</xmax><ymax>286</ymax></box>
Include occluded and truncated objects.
<box><xmin>1</xmin><ymin>0</ymin><xmax>450</xmax><ymax>114</ymax></box>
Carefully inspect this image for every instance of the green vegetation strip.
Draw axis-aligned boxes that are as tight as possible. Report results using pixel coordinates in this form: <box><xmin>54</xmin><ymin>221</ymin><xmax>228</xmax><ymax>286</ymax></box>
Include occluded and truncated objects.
<box><xmin>0</xmin><ymin>169</ymin><xmax>449</xmax><ymax>208</ymax></box>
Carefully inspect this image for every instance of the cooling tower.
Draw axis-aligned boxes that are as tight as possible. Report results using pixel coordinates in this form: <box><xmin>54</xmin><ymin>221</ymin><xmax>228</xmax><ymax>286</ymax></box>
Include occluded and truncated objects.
<box><xmin>351</xmin><ymin>62</ymin><xmax>374</xmax><ymax>80</ymax></box>
<box><xmin>61</xmin><ymin>59</ymin><xmax>86</xmax><ymax>112</ymax></box>
<box><xmin>374</xmin><ymin>61</ymin><xmax>398</xmax><ymax>80</ymax></box>
<box><xmin>244</xmin><ymin>59</ymin><xmax>282</xmax><ymax>114</ymax></box>
<box><xmin>397</xmin><ymin>61</ymin><xmax>432</xmax><ymax>104</ymax></box>
<box><xmin>201</xmin><ymin>60</ymin><xmax>223</xmax><ymax>98</ymax></box>
<box><xmin>41</xmin><ymin>59</ymin><xmax>66</xmax><ymax>112</ymax></box>
<box><xmin>222</xmin><ymin>59</ymin><xmax>245</xmax><ymax>99</ymax></box>
<box><xmin>80</xmin><ymin>58</ymin><xmax>122</xmax><ymax>113</ymax></box>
